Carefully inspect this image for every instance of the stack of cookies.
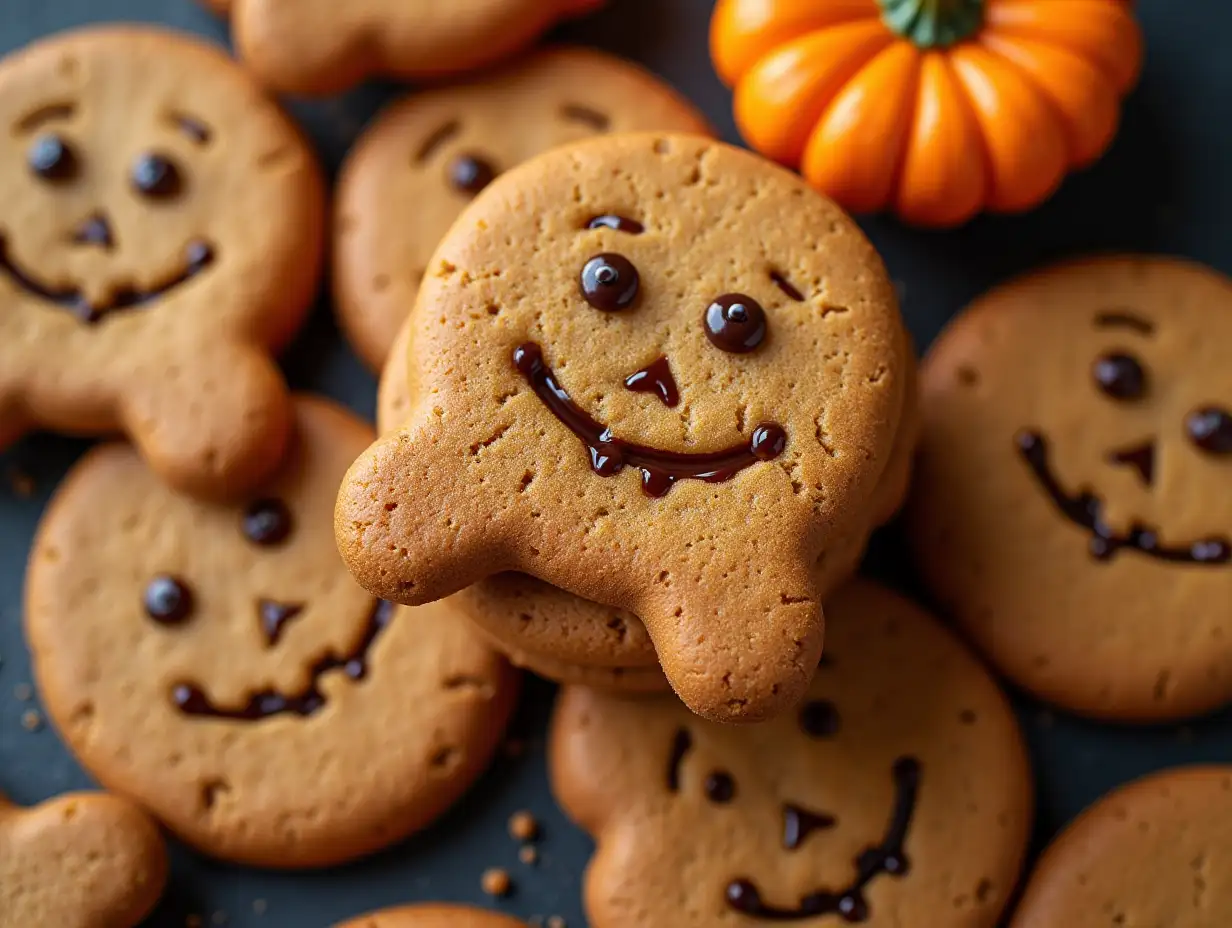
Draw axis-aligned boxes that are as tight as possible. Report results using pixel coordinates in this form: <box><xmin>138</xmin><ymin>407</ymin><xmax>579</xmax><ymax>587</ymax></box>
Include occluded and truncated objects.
<box><xmin>3</xmin><ymin>4</ymin><xmax>1231</xmax><ymax>928</ymax></box>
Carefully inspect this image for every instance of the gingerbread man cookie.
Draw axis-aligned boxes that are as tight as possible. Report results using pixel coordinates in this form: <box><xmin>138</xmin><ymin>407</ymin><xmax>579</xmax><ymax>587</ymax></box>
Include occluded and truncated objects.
<box><xmin>0</xmin><ymin>789</ymin><xmax>167</xmax><ymax>928</ymax></box>
<box><xmin>336</xmin><ymin>47</ymin><xmax>712</xmax><ymax>371</ymax></box>
<box><xmin>1011</xmin><ymin>766</ymin><xmax>1232</xmax><ymax>927</ymax></box>
<box><xmin>233</xmin><ymin>0</ymin><xmax>607</xmax><ymax>96</ymax></box>
<box><xmin>912</xmin><ymin>256</ymin><xmax>1232</xmax><ymax>720</ymax></box>
<box><xmin>0</xmin><ymin>27</ymin><xmax>325</xmax><ymax>500</ymax></box>
<box><xmin>27</xmin><ymin>396</ymin><xmax>518</xmax><ymax>868</ymax></box>
<box><xmin>338</xmin><ymin>133</ymin><xmax>910</xmax><ymax>722</ymax></box>
<box><xmin>337</xmin><ymin>904</ymin><xmax>528</xmax><ymax>928</ymax></box>
<box><xmin>550</xmin><ymin>580</ymin><xmax>1032</xmax><ymax>928</ymax></box>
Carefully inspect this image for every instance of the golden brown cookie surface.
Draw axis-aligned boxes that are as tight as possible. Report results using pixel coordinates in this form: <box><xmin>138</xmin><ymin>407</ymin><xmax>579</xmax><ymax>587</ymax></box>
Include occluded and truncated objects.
<box><xmin>0</xmin><ymin>790</ymin><xmax>166</xmax><ymax>928</ymax></box>
<box><xmin>27</xmin><ymin>397</ymin><xmax>517</xmax><ymax>868</ymax></box>
<box><xmin>338</xmin><ymin>47</ymin><xmax>713</xmax><ymax>371</ymax></box>
<box><xmin>912</xmin><ymin>256</ymin><xmax>1232</xmax><ymax>720</ymax></box>
<box><xmin>550</xmin><ymin>581</ymin><xmax>1032</xmax><ymax>928</ymax></box>
<box><xmin>1011</xmin><ymin>767</ymin><xmax>1232</xmax><ymax>928</ymax></box>
<box><xmin>234</xmin><ymin>0</ymin><xmax>606</xmax><ymax>95</ymax></box>
<box><xmin>339</xmin><ymin>133</ymin><xmax>909</xmax><ymax>723</ymax></box>
<box><xmin>0</xmin><ymin>26</ymin><xmax>325</xmax><ymax>500</ymax></box>
<box><xmin>336</xmin><ymin>905</ymin><xmax>527</xmax><ymax>927</ymax></box>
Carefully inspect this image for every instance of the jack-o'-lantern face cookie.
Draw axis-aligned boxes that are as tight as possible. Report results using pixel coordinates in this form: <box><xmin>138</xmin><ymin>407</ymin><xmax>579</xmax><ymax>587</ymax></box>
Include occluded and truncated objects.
<box><xmin>233</xmin><ymin>0</ymin><xmax>606</xmax><ymax>96</ymax></box>
<box><xmin>550</xmin><ymin>581</ymin><xmax>1032</xmax><ymax>928</ymax></box>
<box><xmin>338</xmin><ymin>133</ymin><xmax>909</xmax><ymax>723</ymax></box>
<box><xmin>337</xmin><ymin>47</ymin><xmax>713</xmax><ymax>371</ymax></box>
<box><xmin>0</xmin><ymin>27</ymin><xmax>325</xmax><ymax>500</ymax></box>
<box><xmin>0</xmin><ymin>790</ymin><xmax>167</xmax><ymax>928</ymax></box>
<box><xmin>912</xmin><ymin>256</ymin><xmax>1232</xmax><ymax>720</ymax></box>
<box><xmin>26</xmin><ymin>397</ymin><xmax>517</xmax><ymax>868</ymax></box>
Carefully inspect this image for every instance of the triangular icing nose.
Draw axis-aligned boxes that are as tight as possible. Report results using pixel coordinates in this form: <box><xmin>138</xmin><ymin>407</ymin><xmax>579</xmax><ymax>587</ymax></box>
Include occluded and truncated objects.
<box><xmin>72</xmin><ymin>212</ymin><xmax>115</xmax><ymax>250</ymax></box>
<box><xmin>1107</xmin><ymin>440</ymin><xmax>1156</xmax><ymax>487</ymax></box>
<box><xmin>624</xmin><ymin>356</ymin><xmax>680</xmax><ymax>408</ymax></box>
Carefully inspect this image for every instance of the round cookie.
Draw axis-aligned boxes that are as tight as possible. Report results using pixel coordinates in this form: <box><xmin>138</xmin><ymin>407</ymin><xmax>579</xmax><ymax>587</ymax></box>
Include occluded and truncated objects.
<box><xmin>550</xmin><ymin>580</ymin><xmax>1032</xmax><ymax>928</ymax></box>
<box><xmin>27</xmin><ymin>396</ymin><xmax>518</xmax><ymax>868</ymax></box>
<box><xmin>0</xmin><ymin>26</ymin><xmax>325</xmax><ymax>501</ymax></box>
<box><xmin>337</xmin><ymin>47</ymin><xmax>713</xmax><ymax>372</ymax></box>
<box><xmin>911</xmin><ymin>256</ymin><xmax>1232</xmax><ymax>720</ymax></box>
<box><xmin>234</xmin><ymin>0</ymin><xmax>606</xmax><ymax>96</ymax></box>
<box><xmin>338</xmin><ymin>132</ymin><xmax>911</xmax><ymax>723</ymax></box>
<box><xmin>1011</xmin><ymin>766</ymin><xmax>1232</xmax><ymax>927</ymax></box>
<box><xmin>336</xmin><ymin>906</ymin><xmax>527</xmax><ymax>928</ymax></box>
<box><xmin>0</xmin><ymin>790</ymin><xmax>167</xmax><ymax>928</ymax></box>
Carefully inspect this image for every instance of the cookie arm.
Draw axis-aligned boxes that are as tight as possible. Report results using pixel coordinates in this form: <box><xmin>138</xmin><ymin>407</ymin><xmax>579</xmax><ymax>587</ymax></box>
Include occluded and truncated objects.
<box><xmin>119</xmin><ymin>343</ymin><xmax>293</xmax><ymax>501</ymax></box>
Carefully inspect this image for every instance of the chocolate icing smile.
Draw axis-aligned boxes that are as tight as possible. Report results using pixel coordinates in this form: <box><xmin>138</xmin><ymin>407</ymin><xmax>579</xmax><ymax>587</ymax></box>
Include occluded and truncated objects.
<box><xmin>0</xmin><ymin>235</ymin><xmax>215</xmax><ymax>324</ymax></box>
<box><xmin>725</xmin><ymin>757</ymin><xmax>921</xmax><ymax>923</ymax></box>
<box><xmin>1017</xmin><ymin>430</ymin><xmax>1231</xmax><ymax>565</ymax></box>
<box><xmin>512</xmin><ymin>342</ymin><xmax>786</xmax><ymax>497</ymax></box>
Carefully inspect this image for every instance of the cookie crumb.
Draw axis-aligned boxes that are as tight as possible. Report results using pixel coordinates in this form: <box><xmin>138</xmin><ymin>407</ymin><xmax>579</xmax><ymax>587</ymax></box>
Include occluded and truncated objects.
<box><xmin>13</xmin><ymin>683</ymin><xmax>32</xmax><ymax>701</ymax></box>
<box><xmin>508</xmin><ymin>809</ymin><xmax>539</xmax><ymax>841</ymax></box>
<box><xmin>21</xmin><ymin>709</ymin><xmax>42</xmax><ymax>732</ymax></box>
<box><xmin>481</xmin><ymin>867</ymin><xmax>513</xmax><ymax>897</ymax></box>
<box><xmin>519</xmin><ymin>845</ymin><xmax>538</xmax><ymax>865</ymax></box>
<box><xmin>252</xmin><ymin>899</ymin><xmax>268</xmax><ymax>915</ymax></box>
<box><xmin>6</xmin><ymin>466</ymin><xmax>34</xmax><ymax>498</ymax></box>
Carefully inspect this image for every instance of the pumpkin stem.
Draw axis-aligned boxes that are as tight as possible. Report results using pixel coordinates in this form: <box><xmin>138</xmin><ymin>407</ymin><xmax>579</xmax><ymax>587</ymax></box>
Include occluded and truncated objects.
<box><xmin>879</xmin><ymin>0</ymin><xmax>985</xmax><ymax>48</ymax></box>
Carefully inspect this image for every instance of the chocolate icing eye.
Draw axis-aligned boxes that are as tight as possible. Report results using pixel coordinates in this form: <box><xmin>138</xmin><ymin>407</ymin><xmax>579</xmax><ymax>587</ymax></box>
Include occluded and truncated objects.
<box><xmin>1092</xmin><ymin>352</ymin><xmax>1147</xmax><ymax>401</ymax></box>
<box><xmin>580</xmin><ymin>253</ymin><xmax>639</xmax><ymax>312</ymax></box>
<box><xmin>28</xmin><ymin>133</ymin><xmax>78</xmax><ymax>183</ymax></box>
<box><xmin>448</xmin><ymin>153</ymin><xmax>496</xmax><ymax>195</ymax></box>
<box><xmin>705</xmin><ymin>770</ymin><xmax>736</xmax><ymax>804</ymax></box>
<box><xmin>131</xmin><ymin>151</ymin><xmax>184</xmax><ymax>200</ymax></box>
<box><xmin>242</xmin><ymin>498</ymin><xmax>294</xmax><ymax>546</ymax></box>
<box><xmin>705</xmin><ymin>294</ymin><xmax>767</xmax><ymax>354</ymax></box>
<box><xmin>144</xmin><ymin>575</ymin><xmax>194</xmax><ymax>625</ymax></box>
<box><xmin>1187</xmin><ymin>407</ymin><xmax>1232</xmax><ymax>455</ymax></box>
<box><xmin>799</xmin><ymin>699</ymin><xmax>841</xmax><ymax>738</ymax></box>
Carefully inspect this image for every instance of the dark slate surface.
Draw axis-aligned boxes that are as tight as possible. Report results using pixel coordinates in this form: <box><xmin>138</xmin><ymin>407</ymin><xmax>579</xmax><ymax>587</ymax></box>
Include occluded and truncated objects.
<box><xmin>1</xmin><ymin>1</ymin><xmax>1230</xmax><ymax>925</ymax></box>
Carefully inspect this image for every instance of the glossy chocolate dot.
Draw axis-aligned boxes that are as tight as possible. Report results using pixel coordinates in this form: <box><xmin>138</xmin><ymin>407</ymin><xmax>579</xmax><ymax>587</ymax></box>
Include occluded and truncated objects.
<box><xmin>242</xmin><ymin>498</ymin><xmax>293</xmax><ymax>546</ymax></box>
<box><xmin>28</xmin><ymin>134</ymin><xmax>78</xmax><ymax>182</ymax></box>
<box><xmin>144</xmin><ymin>575</ymin><xmax>194</xmax><ymax>625</ymax></box>
<box><xmin>1092</xmin><ymin>352</ymin><xmax>1147</xmax><ymax>401</ymax></box>
<box><xmin>580</xmin><ymin>253</ymin><xmax>639</xmax><ymax>312</ymax></box>
<box><xmin>799</xmin><ymin>699</ymin><xmax>841</xmax><ymax>738</ymax></box>
<box><xmin>705</xmin><ymin>770</ymin><xmax>736</xmax><ymax>803</ymax></box>
<box><xmin>448</xmin><ymin>153</ymin><xmax>496</xmax><ymax>195</ymax></box>
<box><xmin>705</xmin><ymin>294</ymin><xmax>767</xmax><ymax>353</ymax></box>
<box><xmin>751</xmin><ymin>424</ymin><xmax>787</xmax><ymax>461</ymax></box>
<box><xmin>1187</xmin><ymin>407</ymin><xmax>1232</xmax><ymax>454</ymax></box>
<box><xmin>131</xmin><ymin>152</ymin><xmax>184</xmax><ymax>199</ymax></box>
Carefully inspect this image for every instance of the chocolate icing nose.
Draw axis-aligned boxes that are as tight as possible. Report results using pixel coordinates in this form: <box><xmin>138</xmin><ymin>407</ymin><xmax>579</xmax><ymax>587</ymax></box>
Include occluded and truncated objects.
<box><xmin>624</xmin><ymin>356</ymin><xmax>679</xmax><ymax>408</ymax></box>
<box><xmin>72</xmin><ymin>212</ymin><xmax>114</xmax><ymax>250</ymax></box>
<box><xmin>1107</xmin><ymin>439</ymin><xmax>1156</xmax><ymax>487</ymax></box>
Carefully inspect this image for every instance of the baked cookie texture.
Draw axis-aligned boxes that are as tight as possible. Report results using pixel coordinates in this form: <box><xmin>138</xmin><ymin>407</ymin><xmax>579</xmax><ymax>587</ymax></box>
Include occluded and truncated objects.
<box><xmin>338</xmin><ymin>132</ymin><xmax>910</xmax><ymax>722</ymax></box>
<box><xmin>233</xmin><ymin>0</ymin><xmax>607</xmax><ymax>95</ymax></box>
<box><xmin>1011</xmin><ymin>766</ymin><xmax>1232</xmax><ymax>927</ymax></box>
<box><xmin>0</xmin><ymin>26</ymin><xmax>325</xmax><ymax>501</ymax></box>
<box><xmin>26</xmin><ymin>396</ymin><xmax>518</xmax><ymax>868</ymax></box>
<box><xmin>336</xmin><ymin>905</ymin><xmax>528</xmax><ymax>927</ymax></box>
<box><xmin>0</xmin><ymin>790</ymin><xmax>167</xmax><ymax>928</ymax></box>
<box><xmin>550</xmin><ymin>580</ymin><xmax>1032</xmax><ymax>928</ymax></box>
<box><xmin>337</xmin><ymin>46</ymin><xmax>714</xmax><ymax>371</ymax></box>
<box><xmin>911</xmin><ymin>256</ymin><xmax>1232</xmax><ymax>721</ymax></box>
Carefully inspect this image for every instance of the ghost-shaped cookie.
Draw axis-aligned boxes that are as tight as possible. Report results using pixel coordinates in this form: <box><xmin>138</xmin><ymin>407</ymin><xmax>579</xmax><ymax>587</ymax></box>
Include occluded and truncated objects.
<box><xmin>0</xmin><ymin>27</ymin><xmax>325</xmax><ymax>500</ymax></box>
<box><xmin>550</xmin><ymin>581</ymin><xmax>1032</xmax><ymax>928</ymax></box>
<box><xmin>0</xmin><ymin>789</ymin><xmax>167</xmax><ymax>928</ymax></box>
<box><xmin>233</xmin><ymin>0</ymin><xmax>606</xmax><ymax>95</ymax></box>
<box><xmin>337</xmin><ymin>133</ymin><xmax>910</xmax><ymax>722</ymax></box>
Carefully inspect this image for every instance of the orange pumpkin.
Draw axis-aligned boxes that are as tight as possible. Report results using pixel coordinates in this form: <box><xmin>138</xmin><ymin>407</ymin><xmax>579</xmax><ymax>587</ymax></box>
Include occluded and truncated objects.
<box><xmin>711</xmin><ymin>0</ymin><xmax>1144</xmax><ymax>227</ymax></box>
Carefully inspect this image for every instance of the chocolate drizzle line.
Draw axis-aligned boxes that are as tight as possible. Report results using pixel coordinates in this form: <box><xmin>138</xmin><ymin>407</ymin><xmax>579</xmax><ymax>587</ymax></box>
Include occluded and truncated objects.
<box><xmin>624</xmin><ymin>356</ymin><xmax>680</xmax><ymax>407</ymax></box>
<box><xmin>172</xmin><ymin>600</ymin><xmax>395</xmax><ymax>722</ymax></box>
<box><xmin>1017</xmin><ymin>431</ymin><xmax>1231</xmax><ymax>565</ymax></box>
<box><xmin>0</xmin><ymin>236</ymin><xmax>214</xmax><ymax>324</ymax></box>
<box><xmin>513</xmin><ymin>342</ymin><xmax>786</xmax><ymax>497</ymax></box>
<box><xmin>725</xmin><ymin>757</ymin><xmax>921</xmax><ymax>923</ymax></box>
<box><xmin>667</xmin><ymin>727</ymin><xmax>692</xmax><ymax>791</ymax></box>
